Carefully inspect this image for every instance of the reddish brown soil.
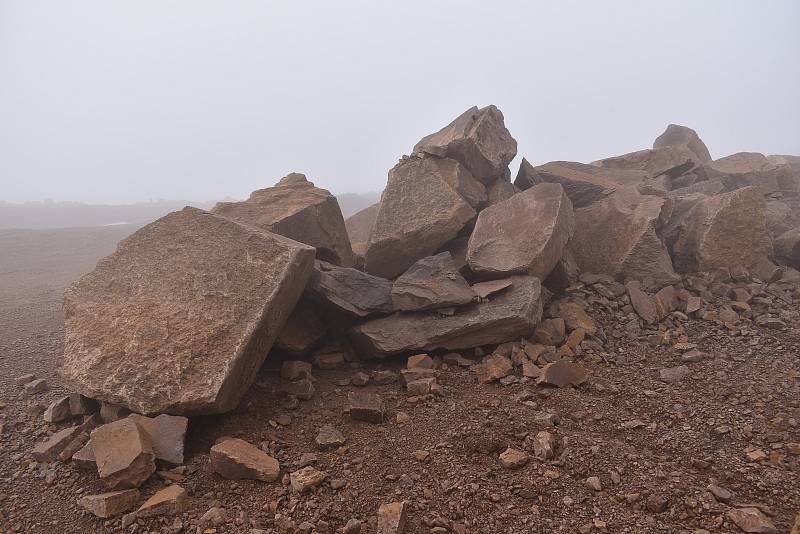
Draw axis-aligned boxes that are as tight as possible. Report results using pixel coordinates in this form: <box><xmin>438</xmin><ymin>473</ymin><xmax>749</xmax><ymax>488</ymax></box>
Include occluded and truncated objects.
<box><xmin>1</xmin><ymin>227</ymin><xmax>798</xmax><ymax>533</ymax></box>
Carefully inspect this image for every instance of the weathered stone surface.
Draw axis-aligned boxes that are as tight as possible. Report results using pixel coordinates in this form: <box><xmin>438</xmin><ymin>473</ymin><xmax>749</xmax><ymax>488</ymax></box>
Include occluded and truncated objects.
<box><xmin>78</xmin><ymin>489</ymin><xmax>140</xmax><ymax>518</ymax></box>
<box><xmin>127</xmin><ymin>414</ymin><xmax>188</xmax><ymax>465</ymax></box>
<box><xmin>726</xmin><ymin>507</ymin><xmax>778</xmax><ymax>534</ymax></box>
<box><xmin>498</xmin><ymin>448</ymin><xmax>529</xmax><ymax>469</ymax></box>
<box><xmin>135</xmin><ymin>485</ymin><xmax>188</xmax><ymax>519</ymax></box>
<box><xmin>626</xmin><ymin>282</ymin><xmax>658</xmax><ymax>324</ymax></box>
<box><xmin>307</xmin><ymin>260</ymin><xmax>393</xmax><ymax>318</ymax></box>
<box><xmin>659</xmin><ymin>365</ymin><xmax>690</xmax><ymax>384</ymax></box>
<box><xmin>69</xmin><ymin>394</ymin><xmax>98</xmax><ymax>416</ymax></box>
<box><xmin>467</xmin><ymin>183</ymin><xmax>575</xmax><ymax>279</ymax></box>
<box><xmin>653</xmin><ymin>124</ymin><xmax>712</xmax><ymax>163</ymax></box>
<box><xmin>543</xmin><ymin>248</ymin><xmax>580</xmax><ymax>293</ymax></box>
<box><xmin>283</xmin><ymin>378</ymin><xmax>315</xmax><ymax>400</ymax></box>
<box><xmin>515</xmin><ymin>161</ymin><xmax>646</xmax><ymax>208</ymax></box>
<box><xmin>350</xmin><ymin>276</ymin><xmax>543</xmax><ymax>357</ymax></box>
<box><xmin>414</xmin><ymin>105</ymin><xmax>517</xmax><ymax>183</ymax></box>
<box><xmin>472</xmin><ymin>354</ymin><xmax>513</xmax><ymax>383</ymax></box>
<box><xmin>44</xmin><ymin>396</ymin><xmax>72</xmax><ymax>423</ymax></box>
<box><xmin>290</xmin><ymin>466</ymin><xmax>328</xmax><ymax>493</ymax></box>
<box><xmin>210</xmin><ymin>438</ymin><xmax>280</xmax><ymax>482</ymax></box>
<box><xmin>592</xmin><ymin>145</ymin><xmax>701</xmax><ymax>178</ymax></box>
<box><xmin>348</xmin><ymin>391</ymin><xmax>385</xmax><ymax>423</ymax></box>
<box><xmin>364</xmin><ymin>156</ymin><xmax>477</xmax><ymax>278</ymax></box>
<box><xmin>72</xmin><ymin>441</ymin><xmax>97</xmax><ymax>470</ymax></box>
<box><xmin>486</xmin><ymin>177</ymin><xmax>519</xmax><ymax>206</ymax></box>
<box><xmin>100</xmin><ymin>402</ymin><xmax>130</xmax><ymax>423</ymax></box>
<box><xmin>672</xmin><ymin>187</ymin><xmax>772</xmax><ymax>273</ymax></box>
<box><xmin>92</xmin><ymin>418</ymin><xmax>156</xmax><ymax>489</ymax></box>
<box><xmin>315</xmin><ymin>425</ymin><xmax>346</xmax><ymax>450</ymax></box>
<box><xmin>345</xmin><ymin>203</ymin><xmax>380</xmax><ymax>257</ymax></box>
<box><xmin>550</xmin><ymin>301</ymin><xmax>597</xmax><ymax>335</ymax></box>
<box><xmin>213</xmin><ymin>173</ymin><xmax>354</xmax><ymax>267</ymax></box>
<box><xmin>281</xmin><ymin>360</ymin><xmax>313</xmax><ymax>381</ymax></box>
<box><xmin>391</xmin><ymin>252</ymin><xmax>475</xmax><ymax>311</ymax></box>
<box><xmin>537</xmin><ymin>360</ymin><xmax>589</xmax><ymax>387</ymax></box>
<box><xmin>531</xmin><ymin>431</ymin><xmax>557</xmax><ymax>460</ymax></box>
<box><xmin>532</xmin><ymin>318</ymin><xmax>566</xmax><ymax>346</ymax></box>
<box><xmin>275</xmin><ymin>299</ymin><xmax>326</xmax><ymax>356</ymax></box>
<box><xmin>470</xmin><ymin>279</ymin><xmax>513</xmax><ymax>299</ymax></box>
<box><xmin>775</xmin><ymin>228</ymin><xmax>800</xmax><ymax>268</ymax></box>
<box><xmin>24</xmin><ymin>378</ymin><xmax>48</xmax><ymax>395</ymax></box>
<box><xmin>699</xmin><ymin>152</ymin><xmax>798</xmax><ymax>195</ymax></box>
<box><xmin>31</xmin><ymin>425</ymin><xmax>84</xmax><ymax>462</ymax></box>
<box><xmin>63</xmin><ymin>207</ymin><xmax>315</xmax><ymax>416</ymax></box>
<box><xmin>570</xmin><ymin>187</ymin><xmax>678</xmax><ymax>285</ymax></box>
<box><xmin>377</xmin><ymin>501</ymin><xmax>408</xmax><ymax>534</ymax></box>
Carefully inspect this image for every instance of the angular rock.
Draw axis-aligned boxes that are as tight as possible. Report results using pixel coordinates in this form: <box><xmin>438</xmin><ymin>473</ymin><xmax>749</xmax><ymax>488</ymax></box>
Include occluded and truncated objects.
<box><xmin>400</xmin><ymin>367</ymin><xmax>436</xmax><ymax>385</ymax></box>
<box><xmin>281</xmin><ymin>360</ymin><xmax>313</xmax><ymax>381</ymax></box>
<box><xmin>672</xmin><ymin>187</ymin><xmax>772</xmax><ymax>273</ymax></box>
<box><xmin>63</xmin><ymin>207</ymin><xmax>315</xmax><ymax>415</ymax></box>
<box><xmin>350</xmin><ymin>276</ymin><xmax>543</xmax><ymax>357</ymax></box>
<box><xmin>406</xmin><ymin>377</ymin><xmax>435</xmax><ymax>395</ymax></box>
<box><xmin>470</xmin><ymin>279</ymin><xmax>513</xmax><ymax>299</ymax></box>
<box><xmin>69</xmin><ymin>394</ymin><xmax>98</xmax><ymax>416</ymax></box>
<box><xmin>472</xmin><ymin>354</ymin><xmax>513</xmax><ymax>384</ymax></box>
<box><xmin>391</xmin><ymin>252</ymin><xmax>475</xmax><ymax>311</ymax></box>
<box><xmin>313</xmin><ymin>352</ymin><xmax>345</xmax><ymax>369</ymax></box>
<box><xmin>531</xmin><ymin>431</ymin><xmax>557</xmax><ymax>460</ymax></box>
<box><xmin>57</xmin><ymin>430</ymin><xmax>91</xmax><ymax>463</ymax></box>
<box><xmin>135</xmin><ymin>485</ymin><xmax>188</xmax><ymax>519</ymax></box>
<box><xmin>550</xmin><ymin>301</ymin><xmax>597</xmax><ymax>335</ymax></box>
<box><xmin>345</xmin><ymin>203</ymin><xmax>380</xmax><ymax>258</ymax></box>
<box><xmin>364</xmin><ymin>156</ymin><xmax>477</xmax><ymax>278</ymax></box>
<box><xmin>570</xmin><ymin>187</ymin><xmax>678</xmax><ymax>285</ymax></box>
<box><xmin>31</xmin><ymin>425</ymin><xmax>84</xmax><ymax>462</ymax></box>
<box><xmin>348</xmin><ymin>391</ymin><xmax>385</xmax><ymax>424</ymax></box>
<box><xmin>127</xmin><ymin>414</ymin><xmax>188</xmax><ymax>465</ymax></box>
<box><xmin>78</xmin><ymin>489</ymin><xmax>140</xmax><ymax>518</ymax></box>
<box><xmin>538</xmin><ymin>360</ymin><xmax>589</xmax><ymax>387</ymax></box>
<box><xmin>498</xmin><ymin>448</ymin><xmax>529</xmax><ymax>469</ymax></box>
<box><xmin>486</xmin><ymin>177</ymin><xmax>519</xmax><ymax>205</ymax></box>
<box><xmin>407</xmin><ymin>354</ymin><xmax>435</xmax><ymax>369</ymax></box>
<box><xmin>24</xmin><ymin>378</ymin><xmax>48</xmax><ymax>395</ymax></box>
<box><xmin>92</xmin><ymin>418</ymin><xmax>155</xmax><ymax>489</ymax></box>
<box><xmin>727</xmin><ymin>507</ymin><xmax>778</xmax><ymax>534</ymax></box>
<box><xmin>315</xmin><ymin>425</ymin><xmax>346</xmax><ymax>451</ymax></box>
<box><xmin>467</xmin><ymin>183</ymin><xmax>575</xmax><ymax>279</ymax></box>
<box><xmin>699</xmin><ymin>152</ymin><xmax>798</xmax><ymax>195</ymax></box>
<box><xmin>659</xmin><ymin>365</ymin><xmax>690</xmax><ymax>384</ymax></box>
<box><xmin>99</xmin><ymin>402</ymin><xmax>130</xmax><ymax>423</ymax></box>
<box><xmin>414</xmin><ymin>105</ymin><xmax>517</xmax><ymax>183</ymax></box>
<box><xmin>44</xmin><ymin>396</ymin><xmax>72</xmax><ymax>423</ymax></box>
<box><xmin>532</xmin><ymin>318</ymin><xmax>566</xmax><ymax>346</ymax></box>
<box><xmin>290</xmin><ymin>466</ymin><xmax>328</xmax><ymax>493</ymax></box>
<box><xmin>275</xmin><ymin>299</ymin><xmax>326</xmax><ymax>356</ymax></box>
<box><xmin>210</xmin><ymin>438</ymin><xmax>280</xmax><ymax>482</ymax></box>
<box><xmin>72</xmin><ymin>441</ymin><xmax>97</xmax><ymax>470</ymax></box>
<box><xmin>307</xmin><ymin>260</ymin><xmax>393</xmax><ymax>318</ymax></box>
<box><xmin>212</xmin><ymin>173</ymin><xmax>354</xmax><ymax>266</ymax></box>
<box><xmin>377</xmin><ymin>501</ymin><xmax>408</xmax><ymax>534</ymax></box>
<box><xmin>653</xmin><ymin>124</ymin><xmax>712</xmax><ymax>163</ymax></box>
<box><xmin>283</xmin><ymin>378</ymin><xmax>315</xmax><ymax>400</ymax></box>
<box><xmin>774</xmin><ymin>228</ymin><xmax>800</xmax><ymax>268</ymax></box>
<box><xmin>15</xmin><ymin>373</ymin><xmax>36</xmax><ymax>386</ymax></box>
<box><xmin>654</xmin><ymin>285</ymin><xmax>677</xmax><ymax>318</ymax></box>
<box><xmin>543</xmin><ymin>248</ymin><xmax>580</xmax><ymax>294</ymax></box>
<box><xmin>626</xmin><ymin>282</ymin><xmax>658</xmax><ymax>324</ymax></box>
<box><xmin>592</xmin><ymin>145</ymin><xmax>701</xmax><ymax>178</ymax></box>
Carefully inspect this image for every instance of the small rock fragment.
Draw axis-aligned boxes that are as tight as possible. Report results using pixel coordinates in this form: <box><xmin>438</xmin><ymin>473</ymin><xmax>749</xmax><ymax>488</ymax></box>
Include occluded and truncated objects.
<box><xmin>537</xmin><ymin>360</ymin><xmax>589</xmax><ymax>387</ymax></box>
<box><xmin>499</xmin><ymin>448</ymin><xmax>529</xmax><ymax>469</ymax></box>
<box><xmin>135</xmin><ymin>485</ymin><xmax>188</xmax><ymax>519</ymax></box>
<box><xmin>290</xmin><ymin>466</ymin><xmax>328</xmax><ymax>493</ymax></box>
<box><xmin>659</xmin><ymin>365</ymin><xmax>691</xmax><ymax>384</ymax></box>
<box><xmin>348</xmin><ymin>392</ymin><xmax>385</xmax><ymax>424</ymax></box>
<box><xmin>92</xmin><ymin>418</ymin><xmax>156</xmax><ymax>489</ymax></box>
<box><xmin>377</xmin><ymin>501</ymin><xmax>408</xmax><ymax>534</ymax></box>
<box><xmin>727</xmin><ymin>507</ymin><xmax>778</xmax><ymax>534</ymax></box>
<box><xmin>210</xmin><ymin>438</ymin><xmax>280</xmax><ymax>482</ymax></box>
<box><xmin>78</xmin><ymin>489</ymin><xmax>140</xmax><ymax>518</ymax></box>
<box><xmin>315</xmin><ymin>425</ymin><xmax>346</xmax><ymax>451</ymax></box>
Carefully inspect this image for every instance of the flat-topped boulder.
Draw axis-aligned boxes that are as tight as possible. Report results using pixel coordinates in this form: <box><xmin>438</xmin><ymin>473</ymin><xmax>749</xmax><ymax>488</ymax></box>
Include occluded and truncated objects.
<box><xmin>467</xmin><ymin>182</ymin><xmax>574</xmax><ymax>279</ymax></box>
<box><xmin>592</xmin><ymin>145</ymin><xmax>701</xmax><ymax>178</ymax></box>
<box><xmin>363</xmin><ymin>156</ymin><xmax>477</xmax><ymax>278</ymax></box>
<box><xmin>212</xmin><ymin>173</ymin><xmax>355</xmax><ymax>267</ymax></box>
<box><xmin>696</xmin><ymin>152</ymin><xmax>798</xmax><ymax>195</ymax></box>
<box><xmin>350</xmin><ymin>276</ymin><xmax>543</xmax><ymax>357</ymax></box>
<box><xmin>62</xmin><ymin>207</ymin><xmax>315</xmax><ymax>415</ymax></box>
<box><xmin>414</xmin><ymin>105</ymin><xmax>517</xmax><ymax>183</ymax></box>
<box><xmin>391</xmin><ymin>252</ymin><xmax>475</xmax><ymax>311</ymax></box>
<box><xmin>653</xmin><ymin>124</ymin><xmax>712</xmax><ymax>163</ymax></box>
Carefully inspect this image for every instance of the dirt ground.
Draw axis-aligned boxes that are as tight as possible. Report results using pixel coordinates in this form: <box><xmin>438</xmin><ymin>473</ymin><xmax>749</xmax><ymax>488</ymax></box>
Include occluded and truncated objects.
<box><xmin>1</xmin><ymin>226</ymin><xmax>798</xmax><ymax>534</ymax></box>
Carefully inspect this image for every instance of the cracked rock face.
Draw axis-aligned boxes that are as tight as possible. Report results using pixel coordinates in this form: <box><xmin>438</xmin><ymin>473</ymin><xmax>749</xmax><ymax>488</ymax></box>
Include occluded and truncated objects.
<box><xmin>62</xmin><ymin>207</ymin><xmax>315</xmax><ymax>415</ymax></box>
<box><xmin>390</xmin><ymin>252</ymin><xmax>475</xmax><ymax>312</ymax></box>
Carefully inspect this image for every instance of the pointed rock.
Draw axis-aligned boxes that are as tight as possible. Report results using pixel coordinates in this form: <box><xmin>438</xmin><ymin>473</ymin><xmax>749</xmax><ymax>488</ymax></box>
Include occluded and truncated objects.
<box><xmin>92</xmin><ymin>418</ymin><xmax>155</xmax><ymax>489</ymax></box>
<box><xmin>127</xmin><ymin>414</ymin><xmax>188</xmax><ymax>465</ymax></box>
<box><xmin>391</xmin><ymin>252</ymin><xmax>475</xmax><ymax>311</ymax></box>
<box><xmin>62</xmin><ymin>207</ymin><xmax>315</xmax><ymax>415</ymax></box>
<box><xmin>307</xmin><ymin>260</ymin><xmax>393</xmax><ymax>318</ymax></box>
<box><xmin>31</xmin><ymin>425</ymin><xmax>84</xmax><ymax>463</ymax></box>
<box><xmin>626</xmin><ymin>282</ymin><xmax>658</xmax><ymax>324</ymax></box>
<box><xmin>592</xmin><ymin>145</ymin><xmax>701</xmax><ymax>178</ymax></box>
<box><xmin>472</xmin><ymin>354</ymin><xmax>513</xmax><ymax>384</ymax></box>
<box><xmin>345</xmin><ymin>203</ymin><xmax>380</xmax><ymax>258</ymax></box>
<box><xmin>135</xmin><ymin>485</ymin><xmax>188</xmax><ymax>519</ymax></box>
<box><xmin>653</xmin><ymin>124</ymin><xmax>712</xmax><ymax>163</ymax></box>
<box><xmin>210</xmin><ymin>438</ymin><xmax>280</xmax><ymax>481</ymax></box>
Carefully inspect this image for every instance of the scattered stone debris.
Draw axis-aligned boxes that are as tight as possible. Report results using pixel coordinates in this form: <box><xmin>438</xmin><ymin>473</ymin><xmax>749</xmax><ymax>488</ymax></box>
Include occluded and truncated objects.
<box><xmin>210</xmin><ymin>438</ymin><xmax>280</xmax><ymax>482</ymax></box>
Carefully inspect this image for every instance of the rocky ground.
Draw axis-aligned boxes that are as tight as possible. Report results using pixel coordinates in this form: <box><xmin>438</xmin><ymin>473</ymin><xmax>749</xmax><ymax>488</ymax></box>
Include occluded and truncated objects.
<box><xmin>1</xmin><ymin>227</ymin><xmax>799</xmax><ymax>534</ymax></box>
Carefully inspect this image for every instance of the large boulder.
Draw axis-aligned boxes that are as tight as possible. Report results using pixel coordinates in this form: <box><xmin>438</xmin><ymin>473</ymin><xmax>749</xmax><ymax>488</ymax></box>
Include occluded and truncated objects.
<box><xmin>672</xmin><ymin>186</ymin><xmax>772</xmax><ymax>273</ymax></box>
<box><xmin>364</xmin><ymin>156</ymin><xmax>478</xmax><ymax>278</ymax></box>
<box><xmin>413</xmin><ymin>105</ymin><xmax>517</xmax><ymax>183</ymax></box>
<box><xmin>350</xmin><ymin>276</ymin><xmax>543</xmax><ymax>357</ymax></box>
<box><xmin>212</xmin><ymin>173</ymin><xmax>355</xmax><ymax>267</ymax></box>
<box><xmin>345</xmin><ymin>203</ymin><xmax>380</xmax><ymax>258</ymax></box>
<box><xmin>515</xmin><ymin>160</ymin><xmax>647</xmax><ymax>208</ymax></box>
<box><xmin>467</xmin><ymin>183</ymin><xmax>575</xmax><ymax>279</ymax></box>
<box><xmin>765</xmin><ymin>194</ymin><xmax>800</xmax><ymax>237</ymax></box>
<box><xmin>570</xmin><ymin>187</ymin><xmax>678</xmax><ymax>285</ymax></box>
<box><xmin>391</xmin><ymin>252</ymin><xmax>475</xmax><ymax>311</ymax></box>
<box><xmin>592</xmin><ymin>145</ymin><xmax>701</xmax><ymax>178</ymax></box>
<box><xmin>62</xmin><ymin>207</ymin><xmax>315</xmax><ymax>415</ymax></box>
<box><xmin>697</xmin><ymin>153</ymin><xmax>798</xmax><ymax>195</ymax></box>
<box><xmin>774</xmin><ymin>228</ymin><xmax>800</xmax><ymax>268</ymax></box>
<box><xmin>653</xmin><ymin>124</ymin><xmax>712</xmax><ymax>163</ymax></box>
<box><xmin>306</xmin><ymin>261</ymin><xmax>393</xmax><ymax>318</ymax></box>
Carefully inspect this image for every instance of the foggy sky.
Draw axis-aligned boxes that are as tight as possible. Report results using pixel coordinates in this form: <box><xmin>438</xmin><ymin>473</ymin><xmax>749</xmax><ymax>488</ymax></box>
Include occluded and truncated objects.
<box><xmin>1</xmin><ymin>0</ymin><xmax>799</xmax><ymax>204</ymax></box>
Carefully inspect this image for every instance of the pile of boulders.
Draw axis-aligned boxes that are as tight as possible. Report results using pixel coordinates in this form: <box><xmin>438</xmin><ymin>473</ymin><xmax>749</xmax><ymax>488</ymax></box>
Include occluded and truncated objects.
<box><xmin>29</xmin><ymin>105</ymin><xmax>800</xmax><ymax>528</ymax></box>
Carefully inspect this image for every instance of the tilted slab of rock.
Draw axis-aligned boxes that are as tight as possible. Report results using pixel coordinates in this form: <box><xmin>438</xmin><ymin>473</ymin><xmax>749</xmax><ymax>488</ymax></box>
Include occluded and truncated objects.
<box><xmin>672</xmin><ymin>186</ymin><xmax>772</xmax><ymax>273</ymax></box>
<box><xmin>413</xmin><ymin>105</ymin><xmax>517</xmax><ymax>183</ymax></box>
<box><xmin>345</xmin><ymin>202</ymin><xmax>380</xmax><ymax>258</ymax></box>
<box><xmin>570</xmin><ymin>187</ymin><xmax>678</xmax><ymax>285</ymax></box>
<box><xmin>591</xmin><ymin>145</ymin><xmax>701</xmax><ymax>178</ymax></box>
<box><xmin>210</xmin><ymin>438</ymin><xmax>280</xmax><ymax>482</ymax></box>
<box><xmin>62</xmin><ymin>207</ymin><xmax>315</xmax><ymax>415</ymax></box>
<box><xmin>91</xmin><ymin>418</ymin><xmax>155</xmax><ymax>489</ymax></box>
<box><xmin>515</xmin><ymin>160</ymin><xmax>647</xmax><ymax>208</ymax></box>
<box><xmin>307</xmin><ymin>260</ymin><xmax>393</xmax><ymax>318</ymax></box>
<box><xmin>391</xmin><ymin>252</ymin><xmax>475</xmax><ymax>311</ymax></box>
<box><xmin>364</xmin><ymin>156</ymin><xmax>477</xmax><ymax>278</ymax></box>
<box><xmin>467</xmin><ymin>182</ymin><xmax>575</xmax><ymax>279</ymax></box>
<box><xmin>212</xmin><ymin>173</ymin><xmax>354</xmax><ymax>267</ymax></box>
<box><xmin>653</xmin><ymin>124</ymin><xmax>712</xmax><ymax>163</ymax></box>
<box><xmin>135</xmin><ymin>485</ymin><xmax>188</xmax><ymax>519</ymax></box>
<box><xmin>350</xmin><ymin>276</ymin><xmax>543</xmax><ymax>357</ymax></box>
<box><xmin>697</xmin><ymin>152</ymin><xmax>798</xmax><ymax>195</ymax></box>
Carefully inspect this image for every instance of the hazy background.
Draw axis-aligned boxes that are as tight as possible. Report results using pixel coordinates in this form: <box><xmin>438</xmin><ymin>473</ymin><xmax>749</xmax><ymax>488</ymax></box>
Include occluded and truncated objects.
<box><xmin>1</xmin><ymin>0</ymin><xmax>799</xmax><ymax>207</ymax></box>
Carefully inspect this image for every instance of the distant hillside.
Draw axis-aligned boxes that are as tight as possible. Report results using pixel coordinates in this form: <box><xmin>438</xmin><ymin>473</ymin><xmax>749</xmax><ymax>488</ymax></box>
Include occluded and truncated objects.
<box><xmin>0</xmin><ymin>192</ymin><xmax>381</xmax><ymax>229</ymax></box>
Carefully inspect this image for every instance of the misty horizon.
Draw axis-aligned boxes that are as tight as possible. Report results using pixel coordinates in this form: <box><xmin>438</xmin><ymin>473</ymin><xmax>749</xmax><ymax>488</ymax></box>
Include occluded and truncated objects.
<box><xmin>2</xmin><ymin>1</ymin><xmax>799</xmax><ymax>204</ymax></box>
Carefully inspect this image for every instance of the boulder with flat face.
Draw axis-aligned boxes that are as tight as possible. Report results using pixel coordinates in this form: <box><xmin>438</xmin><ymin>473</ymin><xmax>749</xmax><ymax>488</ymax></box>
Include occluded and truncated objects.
<box><xmin>467</xmin><ymin>183</ymin><xmax>575</xmax><ymax>279</ymax></box>
<box><xmin>414</xmin><ymin>105</ymin><xmax>517</xmax><ymax>183</ymax></box>
<box><xmin>515</xmin><ymin>160</ymin><xmax>647</xmax><ymax>208</ymax></box>
<box><xmin>307</xmin><ymin>261</ymin><xmax>393</xmax><ymax>318</ymax></box>
<box><xmin>592</xmin><ymin>145</ymin><xmax>701</xmax><ymax>178</ymax></box>
<box><xmin>570</xmin><ymin>187</ymin><xmax>678</xmax><ymax>285</ymax></box>
<box><xmin>345</xmin><ymin>203</ymin><xmax>380</xmax><ymax>258</ymax></box>
<box><xmin>391</xmin><ymin>252</ymin><xmax>475</xmax><ymax>311</ymax></box>
<box><xmin>672</xmin><ymin>186</ymin><xmax>772</xmax><ymax>273</ymax></box>
<box><xmin>350</xmin><ymin>276</ymin><xmax>543</xmax><ymax>358</ymax></box>
<box><xmin>62</xmin><ymin>207</ymin><xmax>315</xmax><ymax>415</ymax></box>
<box><xmin>653</xmin><ymin>124</ymin><xmax>712</xmax><ymax>163</ymax></box>
<box><xmin>127</xmin><ymin>414</ymin><xmax>188</xmax><ymax>465</ymax></box>
<box><xmin>774</xmin><ymin>228</ymin><xmax>800</xmax><ymax>268</ymax></box>
<box><xmin>364</xmin><ymin>156</ymin><xmax>477</xmax><ymax>278</ymax></box>
<box><xmin>91</xmin><ymin>418</ymin><xmax>155</xmax><ymax>489</ymax></box>
<box><xmin>274</xmin><ymin>298</ymin><xmax>327</xmax><ymax>356</ymax></box>
<box><xmin>212</xmin><ymin>173</ymin><xmax>355</xmax><ymax>267</ymax></box>
<box><xmin>697</xmin><ymin>152</ymin><xmax>798</xmax><ymax>195</ymax></box>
